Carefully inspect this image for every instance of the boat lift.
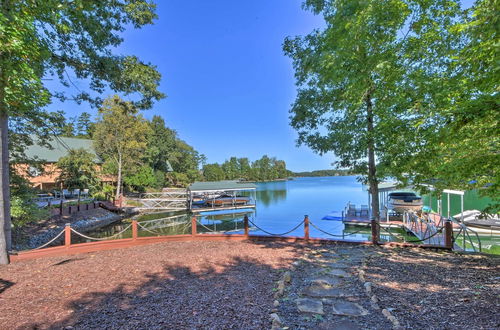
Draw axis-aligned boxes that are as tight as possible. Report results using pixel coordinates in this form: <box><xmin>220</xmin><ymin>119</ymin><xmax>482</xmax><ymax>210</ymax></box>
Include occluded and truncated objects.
<box><xmin>187</xmin><ymin>180</ymin><xmax>257</xmax><ymax>212</ymax></box>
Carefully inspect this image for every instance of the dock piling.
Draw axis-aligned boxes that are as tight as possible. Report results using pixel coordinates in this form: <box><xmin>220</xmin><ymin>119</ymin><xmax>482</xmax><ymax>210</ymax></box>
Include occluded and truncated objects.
<box><xmin>244</xmin><ymin>215</ymin><xmax>249</xmax><ymax>238</ymax></box>
<box><xmin>191</xmin><ymin>216</ymin><xmax>197</xmax><ymax>236</ymax></box>
<box><xmin>304</xmin><ymin>215</ymin><xmax>310</xmax><ymax>240</ymax></box>
<box><xmin>444</xmin><ymin>220</ymin><xmax>453</xmax><ymax>249</ymax></box>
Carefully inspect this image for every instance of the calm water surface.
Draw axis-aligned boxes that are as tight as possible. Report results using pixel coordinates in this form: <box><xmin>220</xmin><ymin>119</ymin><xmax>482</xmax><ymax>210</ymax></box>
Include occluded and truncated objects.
<box><xmin>83</xmin><ymin>176</ymin><xmax>378</xmax><ymax>241</ymax></box>
<box><xmin>74</xmin><ymin>176</ymin><xmax>499</xmax><ymax>252</ymax></box>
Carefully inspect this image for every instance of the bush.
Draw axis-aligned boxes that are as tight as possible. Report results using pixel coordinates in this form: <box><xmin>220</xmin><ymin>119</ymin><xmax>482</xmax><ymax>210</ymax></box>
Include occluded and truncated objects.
<box><xmin>10</xmin><ymin>196</ymin><xmax>49</xmax><ymax>228</ymax></box>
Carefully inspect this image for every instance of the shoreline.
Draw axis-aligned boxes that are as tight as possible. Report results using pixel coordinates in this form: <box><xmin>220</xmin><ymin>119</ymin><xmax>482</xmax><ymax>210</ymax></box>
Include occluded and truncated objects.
<box><xmin>12</xmin><ymin>208</ymin><xmax>124</xmax><ymax>251</ymax></box>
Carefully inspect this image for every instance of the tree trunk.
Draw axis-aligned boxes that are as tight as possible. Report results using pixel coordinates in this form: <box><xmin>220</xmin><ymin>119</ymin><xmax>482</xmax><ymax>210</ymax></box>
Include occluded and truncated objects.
<box><xmin>0</xmin><ymin>111</ymin><xmax>11</xmax><ymax>264</ymax></box>
<box><xmin>366</xmin><ymin>92</ymin><xmax>380</xmax><ymax>221</ymax></box>
<box><xmin>116</xmin><ymin>152</ymin><xmax>122</xmax><ymax>200</ymax></box>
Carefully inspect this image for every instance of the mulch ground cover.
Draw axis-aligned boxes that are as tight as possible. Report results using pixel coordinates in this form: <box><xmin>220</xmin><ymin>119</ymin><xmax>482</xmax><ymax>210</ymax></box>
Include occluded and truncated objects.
<box><xmin>0</xmin><ymin>240</ymin><xmax>297</xmax><ymax>329</ymax></box>
<box><xmin>1</xmin><ymin>240</ymin><xmax>499</xmax><ymax>329</ymax></box>
<box><xmin>365</xmin><ymin>247</ymin><xmax>500</xmax><ymax>329</ymax></box>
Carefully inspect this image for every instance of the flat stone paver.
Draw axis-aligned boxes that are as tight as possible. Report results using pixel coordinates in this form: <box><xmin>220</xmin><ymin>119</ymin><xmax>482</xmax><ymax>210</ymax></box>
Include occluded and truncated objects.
<box><xmin>296</xmin><ymin>298</ymin><xmax>324</xmax><ymax>314</ymax></box>
<box><xmin>332</xmin><ymin>301</ymin><xmax>368</xmax><ymax>316</ymax></box>
<box><xmin>302</xmin><ymin>285</ymin><xmax>355</xmax><ymax>298</ymax></box>
<box><xmin>328</xmin><ymin>268</ymin><xmax>351</xmax><ymax>277</ymax></box>
<box><xmin>317</xmin><ymin>320</ymin><xmax>362</xmax><ymax>330</ymax></box>
<box><xmin>310</xmin><ymin>276</ymin><xmax>344</xmax><ymax>287</ymax></box>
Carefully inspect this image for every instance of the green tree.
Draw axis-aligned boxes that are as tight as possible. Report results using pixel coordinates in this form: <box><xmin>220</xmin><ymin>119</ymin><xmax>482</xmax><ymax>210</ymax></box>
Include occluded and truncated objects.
<box><xmin>203</xmin><ymin>163</ymin><xmax>226</xmax><ymax>181</ymax></box>
<box><xmin>56</xmin><ymin>148</ymin><xmax>99</xmax><ymax>192</ymax></box>
<box><xmin>0</xmin><ymin>0</ymin><xmax>164</xmax><ymax>263</ymax></box>
<box><xmin>238</xmin><ymin>158</ymin><xmax>251</xmax><ymax>180</ymax></box>
<box><xmin>221</xmin><ymin>157</ymin><xmax>240</xmax><ymax>180</ymax></box>
<box><xmin>75</xmin><ymin>112</ymin><xmax>93</xmax><ymax>138</ymax></box>
<box><xmin>146</xmin><ymin>115</ymin><xmax>177</xmax><ymax>172</ymax></box>
<box><xmin>284</xmin><ymin>0</ymin><xmax>461</xmax><ymax>219</ymax></box>
<box><xmin>387</xmin><ymin>0</ymin><xmax>499</xmax><ymax>210</ymax></box>
<box><xmin>123</xmin><ymin>165</ymin><xmax>156</xmax><ymax>193</ymax></box>
<box><xmin>93</xmin><ymin>95</ymin><xmax>152</xmax><ymax>200</ymax></box>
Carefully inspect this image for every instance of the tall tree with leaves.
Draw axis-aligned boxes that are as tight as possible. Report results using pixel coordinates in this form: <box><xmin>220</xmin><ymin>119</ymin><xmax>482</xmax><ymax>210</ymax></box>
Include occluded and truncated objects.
<box><xmin>93</xmin><ymin>96</ymin><xmax>152</xmax><ymax>200</ymax></box>
<box><xmin>56</xmin><ymin>148</ymin><xmax>99</xmax><ymax>192</ymax></box>
<box><xmin>284</xmin><ymin>0</ymin><xmax>461</xmax><ymax>220</ymax></box>
<box><xmin>387</xmin><ymin>0</ymin><xmax>499</xmax><ymax>210</ymax></box>
<box><xmin>0</xmin><ymin>0</ymin><xmax>164</xmax><ymax>263</ymax></box>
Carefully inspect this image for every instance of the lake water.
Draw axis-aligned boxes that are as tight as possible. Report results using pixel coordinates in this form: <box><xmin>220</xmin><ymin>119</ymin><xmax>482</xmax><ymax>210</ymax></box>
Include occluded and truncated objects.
<box><xmin>70</xmin><ymin>176</ymin><xmax>499</xmax><ymax>252</ymax></box>
<box><xmin>82</xmin><ymin>176</ymin><xmax>413</xmax><ymax>243</ymax></box>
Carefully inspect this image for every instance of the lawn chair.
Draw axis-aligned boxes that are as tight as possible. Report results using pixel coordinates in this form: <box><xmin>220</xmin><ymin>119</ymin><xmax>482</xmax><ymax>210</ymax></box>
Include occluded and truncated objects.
<box><xmin>62</xmin><ymin>189</ymin><xmax>72</xmax><ymax>198</ymax></box>
<box><xmin>81</xmin><ymin>189</ymin><xmax>89</xmax><ymax>199</ymax></box>
<box><xmin>347</xmin><ymin>203</ymin><xmax>357</xmax><ymax>217</ymax></box>
<box><xmin>73</xmin><ymin>188</ymin><xmax>80</xmax><ymax>198</ymax></box>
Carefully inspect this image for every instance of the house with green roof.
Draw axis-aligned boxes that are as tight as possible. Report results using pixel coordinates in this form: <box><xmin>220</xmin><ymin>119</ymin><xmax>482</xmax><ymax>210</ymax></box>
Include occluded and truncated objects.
<box><xmin>15</xmin><ymin>136</ymin><xmax>112</xmax><ymax>191</ymax></box>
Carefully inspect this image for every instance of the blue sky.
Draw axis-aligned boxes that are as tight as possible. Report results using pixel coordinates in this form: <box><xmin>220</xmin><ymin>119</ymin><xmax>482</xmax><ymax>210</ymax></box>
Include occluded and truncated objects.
<box><xmin>46</xmin><ymin>0</ymin><xmax>475</xmax><ymax>172</ymax></box>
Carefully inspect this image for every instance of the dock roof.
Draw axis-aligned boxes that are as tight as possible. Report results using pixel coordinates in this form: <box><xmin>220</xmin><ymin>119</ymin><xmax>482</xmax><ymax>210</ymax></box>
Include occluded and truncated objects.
<box><xmin>189</xmin><ymin>180</ymin><xmax>257</xmax><ymax>192</ymax></box>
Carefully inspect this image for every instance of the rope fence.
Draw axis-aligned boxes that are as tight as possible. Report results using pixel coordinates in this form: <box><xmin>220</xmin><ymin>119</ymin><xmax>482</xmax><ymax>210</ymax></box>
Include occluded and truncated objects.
<box><xmin>32</xmin><ymin>229</ymin><xmax>66</xmax><ymax>250</ymax></box>
<box><xmin>309</xmin><ymin>220</ymin><xmax>366</xmax><ymax>237</ymax></box>
<box><xmin>247</xmin><ymin>218</ymin><xmax>305</xmax><ymax>236</ymax></box>
<box><xmin>70</xmin><ymin>224</ymin><xmax>133</xmax><ymax>241</ymax></box>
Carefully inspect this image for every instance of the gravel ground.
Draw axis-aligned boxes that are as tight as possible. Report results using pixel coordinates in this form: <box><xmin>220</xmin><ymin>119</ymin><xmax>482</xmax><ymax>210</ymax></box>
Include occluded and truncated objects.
<box><xmin>365</xmin><ymin>247</ymin><xmax>500</xmax><ymax>330</ymax></box>
<box><xmin>0</xmin><ymin>240</ymin><xmax>297</xmax><ymax>329</ymax></box>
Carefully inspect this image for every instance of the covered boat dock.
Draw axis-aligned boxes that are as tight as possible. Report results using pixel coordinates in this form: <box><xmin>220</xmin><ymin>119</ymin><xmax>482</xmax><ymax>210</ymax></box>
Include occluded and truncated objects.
<box><xmin>188</xmin><ymin>180</ymin><xmax>257</xmax><ymax>212</ymax></box>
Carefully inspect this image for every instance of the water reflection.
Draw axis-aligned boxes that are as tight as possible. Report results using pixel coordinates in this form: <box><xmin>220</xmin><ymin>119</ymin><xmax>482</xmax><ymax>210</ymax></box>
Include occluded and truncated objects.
<box><xmin>255</xmin><ymin>181</ymin><xmax>287</xmax><ymax>206</ymax></box>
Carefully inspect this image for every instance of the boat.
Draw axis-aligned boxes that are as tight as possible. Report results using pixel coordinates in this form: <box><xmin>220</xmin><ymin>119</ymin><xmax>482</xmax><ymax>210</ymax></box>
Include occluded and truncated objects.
<box><xmin>453</xmin><ymin>210</ymin><xmax>500</xmax><ymax>234</ymax></box>
<box><xmin>387</xmin><ymin>192</ymin><xmax>423</xmax><ymax>212</ymax></box>
<box><xmin>205</xmin><ymin>195</ymin><xmax>250</xmax><ymax>206</ymax></box>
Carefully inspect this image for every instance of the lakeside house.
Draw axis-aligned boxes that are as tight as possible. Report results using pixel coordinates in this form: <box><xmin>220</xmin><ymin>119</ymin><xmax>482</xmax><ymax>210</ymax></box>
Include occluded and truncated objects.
<box><xmin>13</xmin><ymin>136</ymin><xmax>116</xmax><ymax>191</ymax></box>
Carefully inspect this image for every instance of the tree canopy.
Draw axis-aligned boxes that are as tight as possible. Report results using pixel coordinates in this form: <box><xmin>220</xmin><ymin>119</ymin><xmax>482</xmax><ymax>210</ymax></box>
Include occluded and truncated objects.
<box><xmin>284</xmin><ymin>0</ymin><xmax>463</xmax><ymax>218</ymax></box>
<box><xmin>0</xmin><ymin>0</ymin><xmax>164</xmax><ymax>263</ymax></box>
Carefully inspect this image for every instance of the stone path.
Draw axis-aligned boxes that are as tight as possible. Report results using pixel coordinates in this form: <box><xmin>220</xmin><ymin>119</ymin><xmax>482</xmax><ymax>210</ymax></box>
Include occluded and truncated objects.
<box><xmin>272</xmin><ymin>244</ymin><xmax>397</xmax><ymax>330</ymax></box>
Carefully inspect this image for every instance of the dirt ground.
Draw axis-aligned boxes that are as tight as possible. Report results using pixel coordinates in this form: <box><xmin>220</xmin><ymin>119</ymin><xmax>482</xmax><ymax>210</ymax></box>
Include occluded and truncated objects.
<box><xmin>0</xmin><ymin>241</ymin><xmax>498</xmax><ymax>329</ymax></box>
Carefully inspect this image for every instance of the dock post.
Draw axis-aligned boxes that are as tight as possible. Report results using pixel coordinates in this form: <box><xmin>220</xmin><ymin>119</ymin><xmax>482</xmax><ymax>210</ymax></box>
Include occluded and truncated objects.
<box><xmin>371</xmin><ymin>220</ymin><xmax>379</xmax><ymax>245</ymax></box>
<box><xmin>64</xmin><ymin>223</ymin><xmax>71</xmax><ymax>249</ymax></box>
<box><xmin>132</xmin><ymin>220</ymin><xmax>138</xmax><ymax>241</ymax></box>
<box><xmin>191</xmin><ymin>216</ymin><xmax>197</xmax><ymax>236</ymax></box>
<box><xmin>304</xmin><ymin>215</ymin><xmax>310</xmax><ymax>240</ymax></box>
<box><xmin>244</xmin><ymin>215</ymin><xmax>249</xmax><ymax>238</ymax></box>
<box><xmin>444</xmin><ymin>220</ymin><xmax>453</xmax><ymax>249</ymax></box>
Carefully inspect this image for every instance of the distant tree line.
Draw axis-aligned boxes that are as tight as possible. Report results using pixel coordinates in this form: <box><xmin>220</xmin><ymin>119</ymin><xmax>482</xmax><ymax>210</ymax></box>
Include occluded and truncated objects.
<box><xmin>292</xmin><ymin>169</ymin><xmax>354</xmax><ymax>177</ymax></box>
<box><xmin>202</xmin><ymin>155</ymin><xmax>291</xmax><ymax>182</ymax></box>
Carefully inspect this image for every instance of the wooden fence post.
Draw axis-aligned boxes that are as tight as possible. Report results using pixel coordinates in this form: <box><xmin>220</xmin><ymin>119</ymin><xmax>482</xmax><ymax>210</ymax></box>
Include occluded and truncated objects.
<box><xmin>77</xmin><ymin>196</ymin><xmax>80</xmax><ymax>212</ymax></box>
<box><xmin>445</xmin><ymin>220</ymin><xmax>453</xmax><ymax>249</ymax></box>
<box><xmin>191</xmin><ymin>216</ymin><xmax>197</xmax><ymax>236</ymax></box>
<box><xmin>64</xmin><ymin>223</ymin><xmax>71</xmax><ymax>249</ymax></box>
<box><xmin>119</xmin><ymin>195</ymin><xmax>123</xmax><ymax>208</ymax></box>
<box><xmin>371</xmin><ymin>220</ymin><xmax>379</xmax><ymax>245</ymax></box>
<box><xmin>304</xmin><ymin>215</ymin><xmax>310</xmax><ymax>240</ymax></box>
<box><xmin>59</xmin><ymin>199</ymin><xmax>63</xmax><ymax>215</ymax></box>
<box><xmin>132</xmin><ymin>220</ymin><xmax>138</xmax><ymax>241</ymax></box>
<box><xmin>244</xmin><ymin>215</ymin><xmax>249</xmax><ymax>238</ymax></box>
<box><xmin>68</xmin><ymin>206</ymin><xmax>72</xmax><ymax>214</ymax></box>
